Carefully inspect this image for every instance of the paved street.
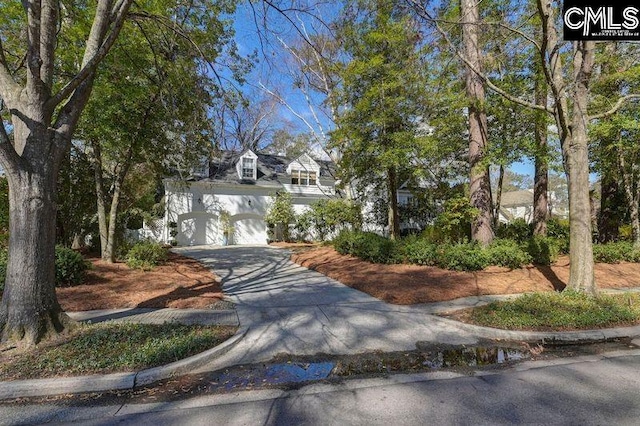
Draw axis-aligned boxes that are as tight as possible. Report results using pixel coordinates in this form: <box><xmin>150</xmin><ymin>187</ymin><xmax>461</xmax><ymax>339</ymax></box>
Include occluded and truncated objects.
<box><xmin>3</xmin><ymin>351</ymin><xmax>640</xmax><ymax>425</ymax></box>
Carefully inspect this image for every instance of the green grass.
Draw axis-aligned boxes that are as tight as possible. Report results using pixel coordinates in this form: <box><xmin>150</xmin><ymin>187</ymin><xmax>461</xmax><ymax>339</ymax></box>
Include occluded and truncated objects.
<box><xmin>0</xmin><ymin>323</ymin><xmax>237</xmax><ymax>380</ymax></box>
<box><xmin>467</xmin><ymin>291</ymin><xmax>640</xmax><ymax>331</ymax></box>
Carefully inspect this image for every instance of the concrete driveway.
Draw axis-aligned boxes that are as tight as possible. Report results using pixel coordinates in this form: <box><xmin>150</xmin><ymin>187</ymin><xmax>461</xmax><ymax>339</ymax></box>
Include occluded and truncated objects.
<box><xmin>174</xmin><ymin>246</ymin><xmax>479</xmax><ymax>371</ymax></box>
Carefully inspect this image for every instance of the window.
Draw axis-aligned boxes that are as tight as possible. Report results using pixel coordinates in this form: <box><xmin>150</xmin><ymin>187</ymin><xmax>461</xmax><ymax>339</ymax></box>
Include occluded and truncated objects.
<box><xmin>242</xmin><ymin>157</ymin><xmax>254</xmax><ymax>179</ymax></box>
<box><xmin>291</xmin><ymin>170</ymin><xmax>317</xmax><ymax>186</ymax></box>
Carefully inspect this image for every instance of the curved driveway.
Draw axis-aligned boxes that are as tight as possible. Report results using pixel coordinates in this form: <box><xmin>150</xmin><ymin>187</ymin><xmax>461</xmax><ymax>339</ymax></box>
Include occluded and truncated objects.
<box><xmin>174</xmin><ymin>245</ymin><xmax>479</xmax><ymax>371</ymax></box>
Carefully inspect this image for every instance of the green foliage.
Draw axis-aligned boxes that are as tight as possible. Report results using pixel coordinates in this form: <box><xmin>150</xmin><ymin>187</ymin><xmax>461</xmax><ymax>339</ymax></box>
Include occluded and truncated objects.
<box><xmin>398</xmin><ymin>236</ymin><xmax>438</xmax><ymax>266</ymax></box>
<box><xmin>486</xmin><ymin>239</ymin><xmax>532</xmax><ymax>269</ymax></box>
<box><xmin>469</xmin><ymin>291</ymin><xmax>640</xmax><ymax>331</ymax></box>
<box><xmin>436</xmin><ymin>243</ymin><xmax>489</xmax><ymax>271</ymax></box>
<box><xmin>1</xmin><ymin>246</ymin><xmax>89</xmax><ymax>289</ymax></box>
<box><xmin>0</xmin><ymin>323</ymin><xmax>236</xmax><ymax>380</ymax></box>
<box><xmin>265</xmin><ymin>192</ymin><xmax>296</xmax><ymax>242</ymax></box>
<box><xmin>495</xmin><ymin>218</ymin><xmax>532</xmax><ymax>242</ymax></box>
<box><xmin>331</xmin><ymin>2</ymin><xmax>428</xmax><ymax>237</ymax></box>
<box><xmin>333</xmin><ymin>230</ymin><xmax>397</xmax><ymax>264</ymax></box>
<box><xmin>433</xmin><ymin>197</ymin><xmax>477</xmax><ymax>243</ymax></box>
<box><xmin>335</xmin><ymin>232</ymin><xmax>532</xmax><ymax>271</ymax></box>
<box><xmin>527</xmin><ymin>236</ymin><xmax>562</xmax><ymax>266</ymax></box>
<box><xmin>304</xmin><ymin>199</ymin><xmax>362</xmax><ymax>241</ymax></box>
<box><xmin>126</xmin><ymin>241</ymin><xmax>168</xmax><ymax>270</ymax></box>
<box><xmin>592</xmin><ymin>241</ymin><xmax>640</xmax><ymax>263</ymax></box>
<box><xmin>293</xmin><ymin>211</ymin><xmax>313</xmax><ymax>242</ymax></box>
<box><xmin>619</xmin><ymin>224</ymin><xmax>634</xmax><ymax>241</ymax></box>
<box><xmin>54</xmin><ymin>246</ymin><xmax>89</xmax><ymax>287</ymax></box>
<box><xmin>547</xmin><ymin>218</ymin><xmax>570</xmax><ymax>240</ymax></box>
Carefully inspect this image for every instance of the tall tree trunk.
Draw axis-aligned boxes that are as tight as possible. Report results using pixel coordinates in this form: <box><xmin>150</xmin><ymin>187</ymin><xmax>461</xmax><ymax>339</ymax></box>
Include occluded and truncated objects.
<box><xmin>90</xmin><ymin>141</ymin><xmax>109</xmax><ymax>260</ymax></box>
<box><xmin>0</xmin><ymin>167</ymin><xmax>75</xmax><ymax>345</ymax></box>
<box><xmin>388</xmin><ymin>167</ymin><xmax>400</xmax><ymax>240</ymax></box>
<box><xmin>462</xmin><ymin>0</ymin><xmax>493</xmax><ymax>246</ymax></box>
<box><xmin>537</xmin><ymin>0</ymin><xmax>596</xmax><ymax>294</ymax></box>
<box><xmin>565</xmin><ymin>40</ymin><xmax>596</xmax><ymax>294</ymax></box>
<box><xmin>104</xmin><ymin>177</ymin><xmax>126</xmax><ymax>262</ymax></box>
<box><xmin>493</xmin><ymin>164</ymin><xmax>505</xmax><ymax>229</ymax></box>
<box><xmin>532</xmin><ymin>74</ymin><xmax>549</xmax><ymax>236</ymax></box>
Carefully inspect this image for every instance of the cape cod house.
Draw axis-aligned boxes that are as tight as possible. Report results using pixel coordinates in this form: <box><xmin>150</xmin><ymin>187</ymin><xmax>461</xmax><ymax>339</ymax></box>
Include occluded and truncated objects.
<box><xmin>158</xmin><ymin>150</ymin><xmax>338</xmax><ymax>246</ymax></box>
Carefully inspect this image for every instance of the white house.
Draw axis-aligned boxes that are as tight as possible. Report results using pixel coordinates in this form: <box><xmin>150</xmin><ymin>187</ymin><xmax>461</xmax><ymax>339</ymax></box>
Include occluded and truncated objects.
<box><xmin>496</xmin><ymin>189</ymin><xmax>569</xmax><ymax>224</ymax></box>
<box><xmin>159</xmin><ymin>150</ymin><xmax>337</xmax><ymax>246</ymax></box>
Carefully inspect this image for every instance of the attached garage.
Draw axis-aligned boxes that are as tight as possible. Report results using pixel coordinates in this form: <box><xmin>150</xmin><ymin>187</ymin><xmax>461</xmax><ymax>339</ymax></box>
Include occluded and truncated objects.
<box><xmin>177</xmin><ymin>212</ymin><xmax>221</xmax><ymax>246</ymax></box>
<box><xmin>231</xmin><ymin>214</ymin><xmax>268</xmax><ymax>245</ymax></box>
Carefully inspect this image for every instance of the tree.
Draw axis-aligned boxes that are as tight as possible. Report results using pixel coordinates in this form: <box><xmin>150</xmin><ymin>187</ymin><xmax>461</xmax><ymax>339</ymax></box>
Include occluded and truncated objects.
<box><xmin>461</xmin><ymin>0</ymin><xmax>493</xmax><ymax>246</ymax></box>
<box><xmin>77</xmin><ymin>0</ymin><xmax>229</xmax><ymax>262</ymax></box>
<box><xmin>0</xmin><ymin>0</ymin><xmax>135</xmax><ymax>345</ymax></box>
<box><xmin>332</xmin><ymin>0</ymin><xmax>427</xmax><ymax>240</ymax></box>
<box><xmin>590</xmin><ymin>43</ymin><xmax>640</xmax><ymax>246</ymax></box>
<box><xmin>411</xmin><ymin>0</ymin><xmax>640</xmax><ymax>294</ymax></box>
<box><xmin>265</xmin><ymin>192</ymin><xmax>295</xmax><ymax>242</ymax></box>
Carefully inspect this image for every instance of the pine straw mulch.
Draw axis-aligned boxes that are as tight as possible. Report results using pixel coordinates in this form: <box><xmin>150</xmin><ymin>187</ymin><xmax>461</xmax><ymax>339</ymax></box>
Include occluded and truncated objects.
<box><xmin>288</xmin><ymin>245</ymin><xmax>640</xmax><ymax>305</ymax></box>
<box><xmin>56</xmin><ymin>252</ymin><xmax>225</xmax><ymax>311</ymax></box>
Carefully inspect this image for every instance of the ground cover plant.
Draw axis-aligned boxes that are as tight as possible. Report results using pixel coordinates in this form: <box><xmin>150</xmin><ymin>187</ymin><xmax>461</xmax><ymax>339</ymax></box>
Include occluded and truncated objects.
<box><xmin>0</xmin><ymin>323</ymin><xmax>237</xmax><ymax>380</ymax></box>
<box><xmin>455</xmin><ymin>291</ymin><xmax>640</xmax><ymax>331</ymax></box>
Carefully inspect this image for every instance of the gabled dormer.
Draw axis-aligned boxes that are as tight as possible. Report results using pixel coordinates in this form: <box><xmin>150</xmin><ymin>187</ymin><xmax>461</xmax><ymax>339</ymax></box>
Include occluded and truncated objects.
<box><xmin>236</xmin><ymin>150</ymin><xmax>257</xmax><ymax>180</ymax></box>
<box><xmin>287</xmin><ymin>153</ymin><xmax>320</xmax><ymax>186</ymax></box>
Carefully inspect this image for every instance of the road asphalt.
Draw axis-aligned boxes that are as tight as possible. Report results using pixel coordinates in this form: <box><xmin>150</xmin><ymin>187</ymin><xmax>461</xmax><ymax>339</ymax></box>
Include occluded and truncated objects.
<box><xmin>2</xmin><ymin>245</ymin><xmax>640</xmax><ymax>401</ymax></box>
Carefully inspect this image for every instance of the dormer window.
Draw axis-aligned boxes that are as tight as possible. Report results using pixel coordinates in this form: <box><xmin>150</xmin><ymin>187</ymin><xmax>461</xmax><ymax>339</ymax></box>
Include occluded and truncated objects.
<box><xmin>237</xmin><ymin>150</ymin><xmax>258</xmax><ymax>180</ymax></box>
<box><xmin>291</xmin><ymin>170</ymin><xmax>317</xmax><ymax>186</ymax></box>
<box><xmin>242</xmin><ymin>157</ymin><xmax>255</xmax><ymax>179</ymax></box>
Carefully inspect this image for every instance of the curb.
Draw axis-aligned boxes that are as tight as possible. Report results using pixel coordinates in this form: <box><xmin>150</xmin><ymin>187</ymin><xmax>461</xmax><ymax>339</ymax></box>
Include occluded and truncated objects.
<box><xmin>439</xmin><ymin>316</ymin><xmax>640</xmax><ymax>343</ymax></box>
<box><xmin>0</xmin><ymin>326</ymin><xmax>249</xmax><ymax>400</ymax></box>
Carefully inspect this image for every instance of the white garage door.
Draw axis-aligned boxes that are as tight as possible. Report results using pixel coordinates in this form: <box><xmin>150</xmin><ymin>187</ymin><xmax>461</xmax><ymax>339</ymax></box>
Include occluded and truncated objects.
<box><xmin>177</xmin><ymin>213</ymin><xmax>220</xmax><ymax>246</ymax></box>
<box><xmin>232</xmin><ymin>216</ymin><xmax>267</xmax><ymax>245</ymax></box>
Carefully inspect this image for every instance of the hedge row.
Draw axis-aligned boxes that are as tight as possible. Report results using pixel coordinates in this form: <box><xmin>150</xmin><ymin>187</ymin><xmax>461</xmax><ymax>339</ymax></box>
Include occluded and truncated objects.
<box><xmin>332</xmin><ymin>230</ymin><xmax>613</xmax><ymax>272</ymax></box>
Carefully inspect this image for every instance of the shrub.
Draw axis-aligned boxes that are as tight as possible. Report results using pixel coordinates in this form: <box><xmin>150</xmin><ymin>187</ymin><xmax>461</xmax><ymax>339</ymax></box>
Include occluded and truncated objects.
<box><xmin>126</xmin><ymin>241</ymin><xmax>167</xmax><ymax>270</ymax></box>
<box><xmin>527</xmin><ymin>235</ymin><xmax>562</xmax><ymax>266</ymax></box>
<box><xmin>400</xmin><ymin>236</ymin><xmax>438</xmax><ymax>266</ymax></box>
<box><xmin>436</xmin><ymin>243</ymin><xmax>489</xmax><ymax>271</ymax></box>
<box><xmin>433</xmin><ymin>197</ymin><xmax>476</xmax><ymax>243</ymax></box>
<box><xmin>333</xmin><ymin>230</ymin><xmax>397</xmax><ymax>264</ymax></box>
<box><xmin>306</xmin><ymin>199</ymin><xmax>362</xmax><ymax>241</ymax></box>
<box><xmin>592</xmin><ymin>241</ymin><xmax>640</xmax><ymax>263</ymax></box>
<box><xmin>55</xmin><ymin>246</ymin><xmax>89</xmax><ymax>287</ymax></box>
<box><xmin>1</xmin><ymin>246</ymin><xmax>89</xmax><ymax>289</ymax></box>
<box><xmin>486</xmin><ymin>239</ymin><xmax>532</xmax><ymax>269</ymax></box>
<box><xmin>265</xmin><ymin>192</ymin><xmax>295</xmax><ymax>242</ymax></box>
<box><xmin>495</xmin><ymin>218</ymin><xmax>532</xmax><ymax>242</ymax></box>
<box><xmin>619</xmin><ymin>224</ymin><xmax>633</xmax><ymax>241</ymax></box>
<box><xmin>547</xmin><ymin>218</ymin><xmax>570</xmax><ymax>240</ymax></box>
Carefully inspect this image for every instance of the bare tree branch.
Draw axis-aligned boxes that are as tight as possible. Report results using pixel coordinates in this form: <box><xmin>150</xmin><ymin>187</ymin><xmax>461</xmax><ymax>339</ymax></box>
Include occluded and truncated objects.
<box><xmin>588</xmin><ymin>94</ymin><xmax>640</xmax><ymax>120</ymax></box>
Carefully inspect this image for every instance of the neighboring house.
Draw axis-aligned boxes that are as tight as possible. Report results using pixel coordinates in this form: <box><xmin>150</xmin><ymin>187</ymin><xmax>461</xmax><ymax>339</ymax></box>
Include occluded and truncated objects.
<box><xmin>496</xmin><ymin>189</ymin><xmax>568</xmax><ymax>224</ymax></box>
<box><xmin>159</xmin><ymin>150</ymin><xmax>337</xmax><ymax>246</ymax></box>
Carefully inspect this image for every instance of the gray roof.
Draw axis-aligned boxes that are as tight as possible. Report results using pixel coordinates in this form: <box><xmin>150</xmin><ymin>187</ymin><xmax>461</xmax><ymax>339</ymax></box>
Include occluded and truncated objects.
<box><xmin>498</xmin><ymin>190</ymin><xmax>534</xmax><ymax>207</ymax></box>
<box><xmin>204</xmin><ymin>151</ymin><xmax>336</xmax><ymax>188</ymax></box>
